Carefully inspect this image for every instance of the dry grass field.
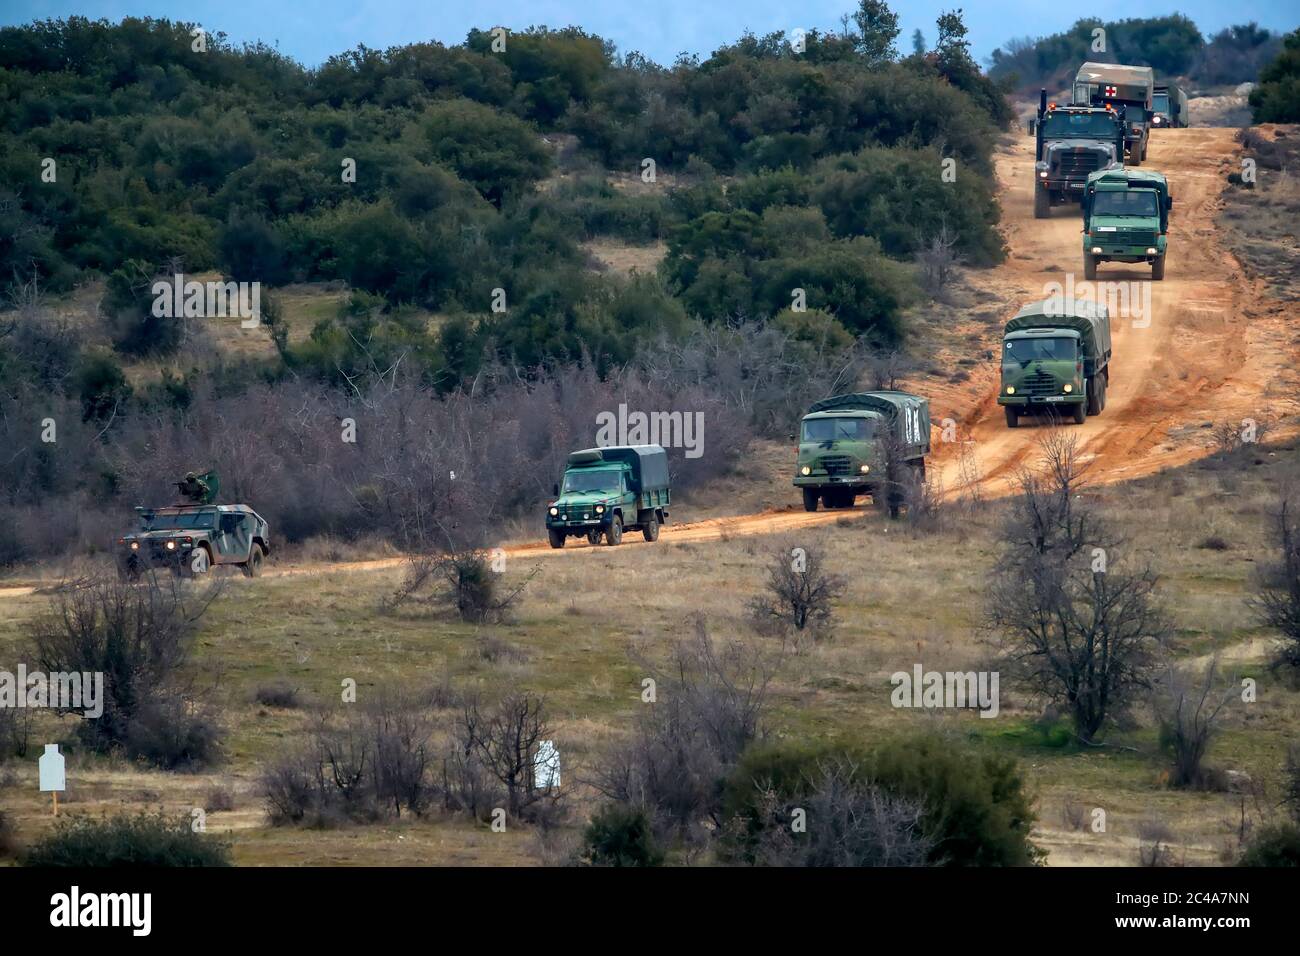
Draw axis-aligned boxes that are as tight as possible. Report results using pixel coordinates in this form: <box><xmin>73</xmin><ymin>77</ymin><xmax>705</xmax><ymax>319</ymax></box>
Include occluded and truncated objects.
<box><xmin>2</xmin><ymin>434</ymin><xmax>1296</xmax><ymax>867</ymax></box>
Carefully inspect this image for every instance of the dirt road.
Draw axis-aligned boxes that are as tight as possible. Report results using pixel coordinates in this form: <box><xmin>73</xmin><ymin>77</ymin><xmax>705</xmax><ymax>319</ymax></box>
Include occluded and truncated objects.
<box><xmin>930</xmin><ymin>127</ymin><xmax>1297</xmax><ymax>497</ymax></box>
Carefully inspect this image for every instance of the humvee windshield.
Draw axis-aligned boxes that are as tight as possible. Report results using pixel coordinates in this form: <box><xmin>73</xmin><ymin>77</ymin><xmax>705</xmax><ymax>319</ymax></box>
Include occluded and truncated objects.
<box><xmin>1041</xmin><ymin>112</ymin><xmax>1118</xmax><ymax>138</ymax></box>
<box><xmin>562</xmin><ymin>469</ymin><xmax>623</xmax><ymax>495</ymax></box>
<box><xmin>1005</xmin><ymin>338</ymin><xmax>1078</xmax><ymax>364</ymax></box>
<box><xmin>1092</xmin><ymin>190</ymin><xmax>1159</xmax><ymax>218</ymax></box>
<box><xmin>802</xmin><ymin>418</ymin><xmax>876</xmax><ymax>442</ymax></box>
<box><xmin>139</xmin><ymin>511</ymin><xmax>217</xmax><ymax>531</ymax></box>
<box><xmin>1152</xmin><ymin>93</ymin><xmax>1169</xmax><ymax>115</ymax></box>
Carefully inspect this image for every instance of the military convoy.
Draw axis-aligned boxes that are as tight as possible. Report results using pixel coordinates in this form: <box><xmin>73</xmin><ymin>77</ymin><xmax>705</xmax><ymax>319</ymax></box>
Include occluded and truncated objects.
<box><xmin>792</xmin><ymin>391</ymin><xmax>930</xmax><ymax>513</ymax></box>
<box><xmin>998</xmin><ymin>299</ymin><xmax>1113</xmax><ymax>428</ymax></box>
<box><xmin>547</xmin><ymin>445</ymin><xmax>670</xmax><ymax>547</ymax></box>
<box><xmin>1082</xmin><ymin>168</ymin><xmax>1173</xmax><ymax>280</ymax></box>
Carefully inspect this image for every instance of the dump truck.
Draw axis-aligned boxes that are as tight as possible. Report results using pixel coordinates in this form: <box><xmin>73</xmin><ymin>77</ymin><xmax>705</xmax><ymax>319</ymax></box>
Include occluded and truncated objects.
<box><xmin>1152</xmin><ymin>83</ymin><xmax>1189</xmax><ymax>128</ymax></box>
<box><xmin>1073</xmin><ymin>62</ymin><xmax>1155</xmax><ymax>165</ymax></box>
<box><xmin>1082</xmin><ymin>167</ymin><xmax>1173</xmax><ymax>280</ymax></box>
<box><xmin>1033</xmin><ymin>90</ymin><xmax>1126</xmax><ymax>218</ymax></box>
<box><xmin>793</xmin><ymin>391</ymin><xmax>930</xmax><ymax>513</ymax></box>
<box><xmin>998</xmin><ymin>298</ymin><xmax>1112</xmax><ymax>427</ymax></box>
<box><xmin>546</xmin><ymin>445</ymin><xmax>669</xmax><ymax>548</ymax></box>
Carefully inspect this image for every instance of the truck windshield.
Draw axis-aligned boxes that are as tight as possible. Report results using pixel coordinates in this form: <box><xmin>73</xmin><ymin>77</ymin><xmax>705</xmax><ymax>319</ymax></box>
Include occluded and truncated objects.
<box><xmin>802</xmin><ymin>418</ymin><xmax>875</xmax><ymax>442</ymax></box>
<box><xmin>562</xmin><ymin>470</ymin><xmax>622</xmax><ymax>494</ymax></box>
<box><xmin>139</xmin><ymin>512</ymin><xmax>216</xmax><ymax>531</ymax></box>
<box><xmin>1041</xmin><ymin>112</ymin><xmax>1117</xmax><ymax>138</ymax></box>
<box><xmin>1152</xmin><ymin>94</ymin><xmax>1169</xmax><ymax>114</ymax></box>
<box><xmin>1092</xmin><ymin>190</ymin><xmax>1158</xmax><ymax>217</ymax></box>
<box><xmin>1004</xmin><ymin>338</ymin><xmax>1077</xmax><ymax>364</ymax></box>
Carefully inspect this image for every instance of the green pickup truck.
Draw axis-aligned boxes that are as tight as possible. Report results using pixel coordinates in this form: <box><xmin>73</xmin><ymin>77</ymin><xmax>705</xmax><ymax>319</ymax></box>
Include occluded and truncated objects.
<box><xmin>547</xmin><ymin>445</ymin><xmax>670</xmax><ymax>548</ymax></box>
<box><xmin>1082</xmin><ymin>168</ymin><xmax>1173</xmax><ymax>280</ymax></box>
<box><xmin>793</xmin><ymin>391</ymin><xmax>930</xmax><ymax>512</ymax></box>
<box><xmin>999</xmin><ymin>298</ymin><xmax>1112</xmax><ymax>427</ymax></box>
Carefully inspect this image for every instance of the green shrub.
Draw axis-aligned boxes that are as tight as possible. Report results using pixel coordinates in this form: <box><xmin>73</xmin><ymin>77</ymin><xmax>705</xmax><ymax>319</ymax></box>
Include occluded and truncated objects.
<box><xmin>1239</xmin><ymin>822</ymin><xmax>1300</xmax><ymax>866</ymax></box>
<box><xmin>1250</xmin><ymin>30</ymin><xmax>1300</xmax><ymax>123</ymax></box>
<box><xmin>24</xmin><ymin>812</ymin><xmax>231</xmax><ymax>867</ymax></box>
<box><xmin>582</xmin><ymin>804</ymin><xmax>665</xmax><ymax>867</ymax></box>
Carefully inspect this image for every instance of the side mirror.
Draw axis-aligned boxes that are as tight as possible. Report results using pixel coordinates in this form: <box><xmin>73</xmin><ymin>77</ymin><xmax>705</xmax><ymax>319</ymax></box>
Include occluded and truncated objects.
<box><xmin>552</xmin><ymin>483</ymin><xmax>559</xmax><ymax>498</ymax></box>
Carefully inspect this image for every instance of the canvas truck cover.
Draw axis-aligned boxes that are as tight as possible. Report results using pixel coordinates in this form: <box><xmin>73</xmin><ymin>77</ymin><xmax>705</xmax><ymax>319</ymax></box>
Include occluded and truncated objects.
<box><xmin>806</xmin><ymin>391</ymin><xmax>931</xmax><ymax>456</ymax></box>
<box><xmin>1076</xmin><ymin>62</ymin><xmax>1155</xmax><ymax>105</ymax></box>
<box><xmin>1084</xmin><ymin>167</ymin><xmax>1172</xmax><ymax>228</ymax></box>
<box><xmin>568</xmin><ymin>445</ymin><xmax>670</xmax><ymax>493</ymax></box>
<box><xmin>1004</xmin><ymin>299</ymin><xmax>1112</xmax><ymax>363</ymax></box>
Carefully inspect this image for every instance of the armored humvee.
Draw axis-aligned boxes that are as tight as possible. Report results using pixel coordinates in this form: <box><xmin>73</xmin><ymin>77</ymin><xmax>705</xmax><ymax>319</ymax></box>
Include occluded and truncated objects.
<box><xmin>118</xmin><ymin>503</ymin><xmax>270</xmax><ymax>579</ymax></box>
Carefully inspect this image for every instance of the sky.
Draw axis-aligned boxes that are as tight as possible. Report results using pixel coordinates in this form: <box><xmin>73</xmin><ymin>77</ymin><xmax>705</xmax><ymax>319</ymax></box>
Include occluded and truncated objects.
<box><xmin>2</xmin><ymin>1</ymin><xmax>1297</xmax><ymax>68</ymax></box>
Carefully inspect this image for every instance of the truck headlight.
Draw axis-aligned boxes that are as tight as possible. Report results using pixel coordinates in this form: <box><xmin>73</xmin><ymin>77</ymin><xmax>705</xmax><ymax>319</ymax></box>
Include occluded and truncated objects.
<box><xmin>859</xmin><ymin>464</ymin><xmax>870</xmax><ymax>474</ymax></box>
<box><xmin>549</xmin><ymin>507</ymin><xmax>558</xmax><ymax>516</ymax></box>
<box><xmin>165</xmin><ymin>540</ymin><xmax>176</xmax><ymax>551</ymax></box>
<box><xmin>130</xmin><ymin>541</ymin><xmax>140</xmax><ymax>551</ymax></box>
<box><xmin>1091</xmin><ymin>246</ymin><xmax>1103</xmax><ymax>254</ymax></box>
<box><xmin>800</xmin><ymin>465</ymin><xmax>811</xmax><ymax>476</ymax></box>
<box><xmin>1005</xmin><ymin>386</ymin><xmax>1015</xmax><ymax>395</ymax></box>
<box><xmin>595</xmin><ymin>505</ymin><xmax>604</xmax><ymax>514</ymax></box>
<box><xmin>1063</xmin><ymin>383</ymin><xmax>1073</xmax><ymax>393</ymax></box>
<box><xmin>1039</xmin><ymin>171</ymin><xmax>1048</xmax><ymax>178</ymax></box>
<box><xmin>1145</xmin><ymin>247</ymin><xmax>1157</xmax><ymax>255</ymax></box>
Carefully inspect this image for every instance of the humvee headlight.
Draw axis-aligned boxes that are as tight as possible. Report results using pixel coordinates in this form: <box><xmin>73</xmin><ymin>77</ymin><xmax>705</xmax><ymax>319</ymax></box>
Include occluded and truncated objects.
<box><xmin>1063</xmin><ymin>383</ymin><xmax>1073</xmax><ymax>393</ymax></box>
<box><xmin>1038</xmin><ymin>171</ymin><xmax>1047</xmax><ymax>179</ymax></box>
<box><xmin>595</xmin><ymin>505</ymin><xmax>604</xmax><ymax>514</ymax></box>
<box><xmin>1005</xmin><ymin>386</ymin><xmax>1015</xmax><ymax>395</ymax></box>
<box><xmin>859</xmin><ymin>464</ymin><xmax>870</xmax><ymax>474</ymax></box>
<box><xmin>1145</xmin><ymin>247</ymin><xmax>1157</xmax><ymax>255</ymax></box>
<box><xmin>1091</xmin><ymin>246</ymin><xmax>1103</xmax><ymax>254</ymax></box>
<box><xmin>165</xmin><ymin>540</ymin><xmax>176</xmax><ymax>551</ymax></box>
<box><xmin>130</xmin><ymin>541</ymin><xmax>140</xmax><ymax>551</ymax></box>
<box><xmin>549</xmin><ymin>507</ymin><xmax>558</xmax><ymax>516</ymax></box>
<box><xmin>800</xmin><ymin>465</ymin><xmax>811</xmax><ymax>476</ymax></box>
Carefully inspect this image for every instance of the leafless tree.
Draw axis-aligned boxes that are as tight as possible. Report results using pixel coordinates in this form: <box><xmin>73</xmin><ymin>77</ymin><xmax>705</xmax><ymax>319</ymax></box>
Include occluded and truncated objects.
<box><xmin>749</xmin><ymin>540</ymin><xmax>845</xmax><ymax>635</ymax></box>
<box><xmin>1153</xmin><ymin>656</ymin><xmax>1234</xmax><ymax>788</ymax></box>
<box><xmin>1249</xmin><ymin>489</ymin><xmax>1300</xmax><ymax>676</ymax></box>
<box><xmin>459</xmin><ymin>691</ymin><xmax>564</xmax><ymax>822</ymax></box>
<box><xmin>915</xmin><ymin>222</ymin><xmax>961</xmax><ymax>300</ymax></box>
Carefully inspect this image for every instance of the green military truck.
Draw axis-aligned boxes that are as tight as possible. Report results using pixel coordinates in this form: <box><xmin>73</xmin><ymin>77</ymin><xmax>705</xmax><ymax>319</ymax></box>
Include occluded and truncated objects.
<box><xmin>1073</xmin><ymin>62</ymin><xmax>1155</xmax><ymax>165</ymax></box>
<box><xmin>1082</xmin><ymin>168</ymin><xmax>1173</xmax><ymax>280</ymax></box>
<box><xmin>999</xmin><ymin>298</ymin><xmax>1112</xmax><ymax>427</ymax></box>
<box><xmin>547</xmin><ymin>445</ymin><xmax>669</xmax><ymax>548</ymax></box>
<box><xmin>1152</xmin><ymin>83</ymin><xmax>1189</xmax><ymax>128</ymax></box>
<box><xmin>1033</xmin><ymin>90</ymin><xmax>1127</xmax><ymax>218</ymax></box>
<box><xmin>793</xmin><ymin>391</ymin><xmax>930</xmax><ymax>512</ymax></box>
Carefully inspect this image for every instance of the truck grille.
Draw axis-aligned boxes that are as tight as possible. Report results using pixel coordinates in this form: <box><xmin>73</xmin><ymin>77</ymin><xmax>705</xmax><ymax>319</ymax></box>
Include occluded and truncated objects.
<box><xmin>1055</xmin><ymin>151</ymin><xmax>1103</xmax><ymax>177</ymax></box>
<box><xmin>1023</xmin><ymin>370</ymin><xmax>1059</xmax><ymax>396</ymax></box>
<box><xmin>1114</xmin><ymin>230</ymin><xmax>1157</xmax><ymax>247</ymax></box>
<box><xmin>819</xmin><ymin>456</ymin><xmax>852</xmax><ymax>476</ymax></box>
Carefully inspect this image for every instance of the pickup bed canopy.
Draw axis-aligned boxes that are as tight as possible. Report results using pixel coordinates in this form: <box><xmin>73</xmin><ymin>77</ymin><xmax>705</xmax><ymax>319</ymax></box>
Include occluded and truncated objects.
<box><xmin>567</xmin><ymin>445</ymin><xmax>669</xmax><ymax>492</ymax></box>
<box><xmin>806</xmin><ymin>391</ymin><xmax>931</xmax><ymax>456</ymax></box>
<box><xmin>1005</xmin><ymin>298</ymin><xmax>1112</xmax><ymax>365</ymax></box>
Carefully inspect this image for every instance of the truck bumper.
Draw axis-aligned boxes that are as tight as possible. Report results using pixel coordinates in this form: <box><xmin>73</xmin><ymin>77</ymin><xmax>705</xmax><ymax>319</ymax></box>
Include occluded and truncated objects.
<box><xmin>998</xmin><ymin>395</ymin><xmax>1085</xmax><ymax>408</ymax></box>
<box><xmin>1041</xmin><ymin>178</ymin><xmax>1087</xmax><ymax>199</ymax></box>
<box><xmin>793</xmin><ymin>476</ymin><xmax>872</xmax><ymax>493</ymax></box>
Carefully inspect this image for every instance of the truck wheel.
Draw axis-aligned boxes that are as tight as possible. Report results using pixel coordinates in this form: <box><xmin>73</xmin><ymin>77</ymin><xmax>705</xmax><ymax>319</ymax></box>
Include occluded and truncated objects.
<box><xmin>605</xmin><ymin>515</ymin><xmax>623</xmax><ymax>546</ymax></box>
<box><xmin>548</xmin><ymin>529</ymin><xmax>566</xmax><ymax>549</ymax></box>
<box><xmin>188</xmin><ymin>545</ymin><xmax>211</xmax><ymax>576</ymax></box>
<box><xmin>1033</xmin><ymin>187</ymin><xmax>1050</xmax><ymax>219</ymax></box>
<box><xmin>241</xmin><ymin>544</ymin><xmax>264</xmax><ymax>578</ymax></box>
<box><xmin>1086</xmin><ymin>375</ymin><xmax>1103</xmax><ymax>416</ymax></box>
<box><xmin>585</xmin><ymin>530</ymin><xmax>601</xmax><ymax>546</ymax></box>
<box><xmin>1071</xmin><ymin>400</ymin><xmax>1087</xmax><ymax>425</ymax></box>
<box><xmin>1005</xmin><ymin>406</ymin><xmax>1019</xmax><ymax>428</ymax></box>
<box><xmin>802</xmin><ymin>489</ymin><xmax>819</xmax><ymax>512</ymax></box>
<box><xmin>1083</xmin><ymin>253</ymin><xmax>1097</xmax><ymax>280</ymax></box>
<box><xmin>642</xmin><ymin>514</ymin><xmax>659</xmax><ymax>542</ymax></box>
<box><xmin>1129</xmin><ymin>147</ymin><xmax>1141</xmax><ymax>167</ymax></box>
<box><xmin>117</xmin><ymin>558</ymin><xmax>142</xmax><ymax>583</ymax></box>
<box><xmin>1152</xmin><ymin>255</ymin><xmax>1165</xmax><ymax>281</ymax></box>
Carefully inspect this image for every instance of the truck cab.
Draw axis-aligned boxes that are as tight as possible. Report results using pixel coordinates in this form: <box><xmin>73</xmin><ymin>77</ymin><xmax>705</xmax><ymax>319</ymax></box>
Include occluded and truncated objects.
<box><xmin>546</xmin><ymin>445</ymin><xmax>669</xmax><ymax>548</ymax></box>
<box><xmin>1082</xmin><ymin>168</ymin><xmax>1172</xmax><ymax>280</ymax></box>
<box><xmin>1033</xmin><ymin>96</ymin><xmax>1125</xmax><ymax>219</ymax></box>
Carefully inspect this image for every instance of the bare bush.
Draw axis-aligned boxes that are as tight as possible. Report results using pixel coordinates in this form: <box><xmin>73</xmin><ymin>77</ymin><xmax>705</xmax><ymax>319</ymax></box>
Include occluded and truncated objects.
<box><xmin>1153</xmin><ymin>657</ymin><xmax>1234</xmax><ymax>789</ymax></box>
<box><xmin>748</xmin><ymin>541</ymin><xmax>845</xmax><ymax>636</ymax></box>
<box><xmin>1249</xmin><ymin>489</ymin><xmax>1300</xmax><ymax>675</ymax></box>
<box><xmin>915</xmin><ymin>223</ymin><xmax>961</xmax><ymax>300</ymax></box>
<box><xmin>1060</xmin><ymin>794</ymin><xmax>1087</xmax><ymax>831</ymax></box>
<box><xmin>388</xmin><ymin>550</ymin><xmax>535</xmax><ymax>624</ymax></box>
<box><xmin>1137</xmin><ymin>818</ymin><xmax>1182</xmax><ymax>867</ymax></box>
<box><xmin>457</xmin><ymin>692</ymin><xmax>564</xmax><ymax>824</ymax></box>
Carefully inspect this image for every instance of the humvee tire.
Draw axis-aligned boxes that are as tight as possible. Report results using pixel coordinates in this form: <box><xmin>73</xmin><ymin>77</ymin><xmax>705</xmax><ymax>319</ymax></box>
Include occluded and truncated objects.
<box><xmin>1152</xmin><ymin>255</ymin><xmax>1165</xmax><ymax>281</ymax></box>
<box><xmin>1033</xmin><ymin>188</ymin><xmax>1050</xmax><ymax>219</ymax></box>
<box><xmin>1086</xmin><ymin>374</ymin><xmax>1105</xmax><ymax>416</ymax></box>
<box><xmin>242</xmin><ymin>544</ymin><xmax>264</xmax><ymax>578</ymax></box>
<box><xmin>1071</xmin><ymin>400</ymin><xmax>1087</xmax><ymax>424</ymax></box>
<box><xmin>1083</xmin><ymin>252</ymin><xmax>1097</xmax><ymax>280</ymax></box>
<box><xmin>185</xmin><ymin>544</ymin><xmax>212</xmax><ymax>576</ymax></box>
<box><xmin>642</xmin><ymin>513</ymin><xmax>659</xmax><ymax>542</ymax></box>
<box><xmin>586</xmin><ymin>530</ymin><xmax>601</xmax><ymax>545</ymax></box>
<box><xmin>548</xmin><ymin>528</ymin><xmax>565</xmax><ymax>549</ymax></box>
<box><xmin>1128</xmin><ymin>146</ymin><xmax>1141</xmax><ymax>167</ymax></box>
<box><xmin>1005</xmin><ymin>406</ymin><xmax>1019</xmax><ymax>428</ymax></box>
<box><xmin>605</xmin><ymin>514</ymin><xmax>623</xmax><ymax>546</ymax></box>
<box><xmin>802</xmin><ymin>489</ymin><xmax>819</xmax><ymax>512</ymax></box>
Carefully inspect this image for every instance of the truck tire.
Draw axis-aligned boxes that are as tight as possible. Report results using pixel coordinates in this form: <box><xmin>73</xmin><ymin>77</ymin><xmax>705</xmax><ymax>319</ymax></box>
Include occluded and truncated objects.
<box><xmin>1033</xmin><ymin>187</ymin><xmax>1050</xmax><ymax>219</ymax></box>
<box><xmin>1071</xmin><ymin>400</ymin><xmax>1087</xmax><ymax>425</ymax></box>
<box><xmin>1083</xmin><ymin>252</ymin><xmax>1097</xmax><ymax>280</ymax></box>
<box><xmin>1129</xmin><ymin>147</ymin><xmax>1141</xmax><ymax>167</ymax></box>
<box><xmin>642</xmin><ymin>513</ymin><xmax>659</xmax><ymax>542</ymax></box>
<box><xmin>1086</xmin><ymin>374</ymin><xmax>1104</xmax><ymax>416</ymax></box>
<box><xmin>188</xmin><ymin>545</ymin><xmax>212</xmax><ymax>576</ymax></box>
<box><xmin>1152</xmin><ymin>255</ymin><xmax>1165</xmax><ymax>281</ymax></box>
<box><xmin>802</xmin><ymin>489</ymin><xmax>819</xmax><ymax>512</ymax></box>
<box><xmin>548</xmin><ymin>528</ymin><xmax>565</xmax><ymax>549</ymax></box>
<box><xmin>1005</xmin><ymin>406</ymin><xmax>1019</xmax><ymax>428</ymax></box>
<box><xmin>604</xmin><ymin>514</ymin><xmax>623</xmax><ymax>546</ymax></box>
<box><xmin>241</xmin><ymin>544</ymin><xmax>264</xmax><ymax>578</ymax></box>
